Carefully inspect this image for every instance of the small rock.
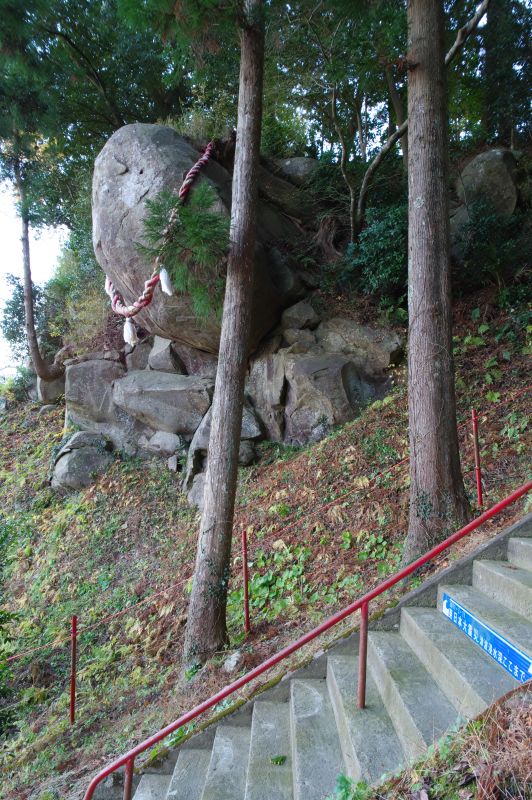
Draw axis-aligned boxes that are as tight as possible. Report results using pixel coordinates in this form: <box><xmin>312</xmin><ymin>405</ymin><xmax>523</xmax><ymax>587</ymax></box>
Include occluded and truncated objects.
<box><xmin>223</xmin><ymin>650</ymin><xmax>242</xmax><ymax>674</ymax></box>
<box><xmin>148</xmin><ymin>336</ymin><xmax>185</xmax><ymax>373</ymax></box>
<box><xmin>125</xmin><ymin>339</ymin><xmax>152</xmax><ymax>371</ymax></box>
<box><xmin>144</xmin><ymin>431</ymin><xmax>185</xmax><ymax>456</ymax></box>
<box><xmin>173</xmin><ymin>343</ymin><xmax>218</xmax><ymax>379</ymax></box>
<box><xmin>281</xmin><ymin>300</ymin><xmax>320</xmax><ymax>331</ymax></box>
<box><xmin>51</xmin><ymin>434</ymin><xmax>113</xmax><ymax>491</ymax></box>
<box><xmin>167</xmin><ymin>455</ymin><xmax>179</xmax><ymax>472</ymax></box>
<box><xmin>37</xmin><ymin>405</ymin><xmax>57</xmax><ymax>417</ymax></box>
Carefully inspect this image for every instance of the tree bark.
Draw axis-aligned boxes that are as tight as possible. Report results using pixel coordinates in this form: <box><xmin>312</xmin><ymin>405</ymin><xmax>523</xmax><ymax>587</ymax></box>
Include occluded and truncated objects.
<box><xmin>402</xmin><ymin>0</ymin><xmax>470</xmax><ymax>566</ymax></box>
<box><xmin>14</xmin><ymin>159</ymin><xmax>64</xmax><ymax>382</ymax></box>
<box><xmin>183</xmin><ymin>0</ymin><xmax>264</xmax><ymax>664</ymax></box>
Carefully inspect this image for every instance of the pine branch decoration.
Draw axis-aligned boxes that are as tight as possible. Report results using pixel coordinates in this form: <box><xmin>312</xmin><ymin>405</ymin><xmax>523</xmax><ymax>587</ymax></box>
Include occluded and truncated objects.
<box><xmin>140</xmin><ymin>182</ymin><xmax>229</xmax><ymax>320</ymax></box>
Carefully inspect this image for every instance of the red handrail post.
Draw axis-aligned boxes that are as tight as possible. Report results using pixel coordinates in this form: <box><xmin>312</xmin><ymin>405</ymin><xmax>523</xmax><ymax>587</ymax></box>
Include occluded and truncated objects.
<box><xmin>242</xmin><ymin>528</ymin><xmax>251</xmax><ymax>634</ymax></box>
<box><xmin>123</xmin><ymin>757</ymin><xmax>134</xmax><ymax>800</ymax></box>
<box><xmin>70</xmin><ymin>614</ymin><xmax>77</xmax><ymax>726</ymax></box>
<box><xmin>357</xmin><ymin>601</ymin><xmax>369</xmax><ymax>709</ymax></box>
<box><xmin>472</xmin><ymin>408</ymin><xmax>483</xmax><ymax>509</ymax></box>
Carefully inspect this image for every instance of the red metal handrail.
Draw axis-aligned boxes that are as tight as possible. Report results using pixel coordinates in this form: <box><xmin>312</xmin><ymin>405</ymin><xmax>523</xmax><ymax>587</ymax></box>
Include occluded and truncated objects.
<box><xmin>83</xmin><ymin>480</ymin><xmax>532</xmax><ymax>800</ymax></box>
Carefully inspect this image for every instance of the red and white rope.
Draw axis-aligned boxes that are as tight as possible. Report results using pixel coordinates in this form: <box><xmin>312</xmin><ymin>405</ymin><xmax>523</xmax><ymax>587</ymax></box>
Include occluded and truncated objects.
<box><xmin>106</xmin><ymin>141</ymin><xmax>214</xmax><ymax>320</ymax></box>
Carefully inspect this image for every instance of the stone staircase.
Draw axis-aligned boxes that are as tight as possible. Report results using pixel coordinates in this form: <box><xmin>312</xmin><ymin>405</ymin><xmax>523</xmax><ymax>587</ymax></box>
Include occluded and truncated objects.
<box><xmin>131</xmin><ymin>516</ymin><xmax>532</xmax><ymax>800</ymax></box>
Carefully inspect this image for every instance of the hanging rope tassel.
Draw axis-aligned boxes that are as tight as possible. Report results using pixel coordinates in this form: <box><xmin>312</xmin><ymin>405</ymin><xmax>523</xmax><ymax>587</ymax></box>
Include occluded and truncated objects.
<box><xmin>105</xmin><ymin>141</ymin><xmax>214</xmax><ymax>336</ymax></box>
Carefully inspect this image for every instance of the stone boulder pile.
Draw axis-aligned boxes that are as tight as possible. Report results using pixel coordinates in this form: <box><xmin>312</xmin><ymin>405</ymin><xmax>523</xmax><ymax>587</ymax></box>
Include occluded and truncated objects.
<box><xmin>52</xmin><ymin>298</ymin><xmax>403</xmax><ymax>502</ymax></box>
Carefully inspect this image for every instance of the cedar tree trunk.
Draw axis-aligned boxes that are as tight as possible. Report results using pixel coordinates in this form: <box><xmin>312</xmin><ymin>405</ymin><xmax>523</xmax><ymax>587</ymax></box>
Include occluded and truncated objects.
<box><xmin>402</xmin><ymin>0</ymin><xmax>470</xmax><ymax>565</ymax></box>
<box><xmin>183</xmin><ymin>0</ymin><xmax>264</xmax><ymax>664</ymax></box>
<box><xmin>14</xmin><ymin>160</ymin><xmax>64</xmax><ymax>382</ymax></box>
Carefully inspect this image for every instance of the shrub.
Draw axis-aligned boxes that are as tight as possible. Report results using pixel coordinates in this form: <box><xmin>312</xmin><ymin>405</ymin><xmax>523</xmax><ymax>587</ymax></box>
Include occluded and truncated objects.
<box><xmin>453</xmin><ymin>200</ymin><xmax>530</xmax><ymax>290</ymax></box>
<box><xmin>335</xmin><ymin>203</ymin><xmax>408</xmax><ymax>297</ymax></box>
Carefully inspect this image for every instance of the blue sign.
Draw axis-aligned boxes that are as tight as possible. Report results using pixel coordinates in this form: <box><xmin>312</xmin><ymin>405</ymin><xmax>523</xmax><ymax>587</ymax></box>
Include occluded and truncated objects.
<box><xmin>441</xmin><ymin>592</ymin><xmax>532</xmax><ymax>684</ymax></box>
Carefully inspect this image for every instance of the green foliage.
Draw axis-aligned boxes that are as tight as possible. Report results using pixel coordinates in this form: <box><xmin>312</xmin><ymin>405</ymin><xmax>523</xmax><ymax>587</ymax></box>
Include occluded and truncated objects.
<box><xmin>261</xmin><ymin>106</ymin><xmax>309</xmax><ymax>158</ymax></box>
<box><xmin>228</xmin><ymin>544</ymin><xmax>314</xmax><ymax>626</ymax></box>
<box><xmin>454</xmin><ymin>200</ymin><xmax>530</xmax><ymax>290</ymax></box>
<box><xmin>360</xmin><ymin>428</ymin><xmax>399</xmax><ymax>466</ymax></box>
<box><xmin>336</xmin><ymin>204</ymin><xmax>408</xmax><ymax>297</ymax></box>
<box><xmin>141</xmin><ymin>182</ymin><xmax>230</xmax><ymax>320</ymax></box>
<box><xmin>0</xmin><ymin>275</ymin><xmax>59</xmax><ymax>363</ymax></box>
<box><xmin>0</xmin><ymin>368</ymin><xmax>35</xmax><ymax>405</ymax></box>
<box><xmin>45</xmin><ymin>191</ymin><xmax>109</xmax><ymax>350</ymax></box>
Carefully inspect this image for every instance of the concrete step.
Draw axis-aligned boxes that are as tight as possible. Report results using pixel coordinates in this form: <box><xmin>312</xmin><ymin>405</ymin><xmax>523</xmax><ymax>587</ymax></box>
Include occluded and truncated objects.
<box><xmin>473</xmin><ymin>559</ymin><xmax>532</xmax><ymax>619</ymax></box>
<box><xmin>508</xmin><ymin>538</ymin><xmax>532</xmax><ymax>571</ymax></box>
<box><xmin>367</xmin><ymin>631</ymin><xmax>460</xmax><ymax>761</ymax></box>
<box><xmin>200</xmin><ymin>725</ymin><xmax>251</xmax><ymax>800</ymax></box>
<box><xmin>400</xmin><ymin>606</ymin><xmax>517</xmax><ymax>717</ymax></box>
<box><xmin>437</xmin><ymin>584</ymin><xmax>532</xmax><ymax>682</ymax></box>
<box><xmin>290</xmin><ymin>679</ymin><xmax>344</xmax><ymax>800</ymax></box>
<box><xmin>244</xmin><ymin>702</ymin><xmax>293</xmax><ymax>800</ymax></box>
<box><xmin>132</xmin><ymin>774</ymin><xmax>171</xmax><ymax>800</ymax></box>
<box><xmin>327</xmin><ymin>654</ymin><xmax>404</xmax><ymax>784</ymax></box>
<box><xmin>167</xmin><ymin>749</ymin><xmax>211</xmax><ymax>800</ymax></box>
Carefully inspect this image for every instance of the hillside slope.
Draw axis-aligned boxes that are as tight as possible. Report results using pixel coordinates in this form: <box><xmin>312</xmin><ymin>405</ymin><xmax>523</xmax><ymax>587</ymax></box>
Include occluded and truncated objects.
<box><xmin>0</xmin><ymin>288</ymin><xmax>530</xmax><ymax>800</ymax></box>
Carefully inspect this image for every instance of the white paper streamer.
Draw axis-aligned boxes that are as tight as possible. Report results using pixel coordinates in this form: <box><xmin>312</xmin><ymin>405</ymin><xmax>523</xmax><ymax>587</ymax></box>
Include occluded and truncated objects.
<box><xmin>123</xmin><ymin>317</ymin><xmax>139</xmax><ymax>346</ymax></box>
<box><xmin>159</xmin><ymin>267</ymin><xmax>174</xmax><ymax>296</ymax></box>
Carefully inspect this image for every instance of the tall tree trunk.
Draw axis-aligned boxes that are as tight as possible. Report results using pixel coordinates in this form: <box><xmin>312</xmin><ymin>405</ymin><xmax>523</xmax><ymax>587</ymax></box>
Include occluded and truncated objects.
<box><xmin>14</xmin><ymin>160</ymin><xmax>64</xmax><ymax>382</ymax></box>
<box><xmin>183</xmin><ymin>0</ymin><xmax>264</xmax><ymax>664</ymax></box>
<box><xmin>402</xmin><ymin>0</ymin><xmax>470</xmax><ymax>566</ymax></box>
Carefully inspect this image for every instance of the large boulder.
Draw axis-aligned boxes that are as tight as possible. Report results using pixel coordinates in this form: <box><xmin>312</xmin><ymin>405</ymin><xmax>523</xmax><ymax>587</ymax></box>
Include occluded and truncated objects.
<box><xmin>92</xmin><ymin>124</ymin><xmax>306</xmax><ymax>353</ymax></box>
<box><xmin>51</xmin><ymin>432</ymin><xmax>113</xmax><ymax>491</ymax></box>
<box><xmin>456</xmin><ymin>149</ymin><xmax>518</xmax><ymax>217</ymax></box>
<box><xmin>247</xmin><ymin>316</ymin><xmax>403</xmax><ymax>443</ymax></box>
<box><xmin>112</xmin><ymin>370</ymin><xmax>213</xmax><ymax>434</ymax></box>
<box><xmin>65</xmin><ymin>358</ymin><xmax>149</xmax><ymax>453</ymax></box>
<box><xmin>183</xmin><ymin>403</ymin><xmax>262</xmax><ymax>490</ymax></box>
<box><xmin>270</xmin><ymin>157</ymin><xmax>319</xmax><ymax>186</ymax></box>
<box><xmin>315</xmin><ymin>318</ymin><xmax>403</xmax><ymax>375</ymax></box>
<box><xmin>66</xmin><ymin>359</ymin><xmax>126</xmax><ymax>423</ymax></box>
<box><xmin>450</xmin><ymin>149</ymin><xmax>519</xmax><ymax>255</ymax></box>
<box><xmin>37</xmin><ymin>374</ymin><xmax>65</xmax><ymax>404</ymax></box>
<box><xmin>283</xmin><ymin>352</ymin><xmax>390</xmax><ymax>445</ymax></box>
<box><xmin>247</xmin><ymin>351</ymin><xmax>287</xmax><ymax>441</ymax></box>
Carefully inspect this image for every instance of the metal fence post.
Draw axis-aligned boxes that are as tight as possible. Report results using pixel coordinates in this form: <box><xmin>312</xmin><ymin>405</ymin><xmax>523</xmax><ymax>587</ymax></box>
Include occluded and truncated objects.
<box><xmin>242</xmin><ymin>528</ymin><xmax>251</xmax><ymax>634</ymax></box>
<box><xmin>70</xmin><ymin>614</ymin><xmax>77</xmax><ymax>725</ymax></box>
<box><xmin>357</xmin><ymin>602</ymin><xmax>369</xmax><ymax>709</ymax></box>
<box><xmin>472</xmin><ymin>408</ymin><xmax>483</xmax><ymax>509</ymax></box>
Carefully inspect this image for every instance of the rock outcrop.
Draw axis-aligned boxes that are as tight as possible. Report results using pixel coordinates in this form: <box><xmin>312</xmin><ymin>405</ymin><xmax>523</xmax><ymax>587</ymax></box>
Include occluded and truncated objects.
<box><xmin>60</xmin><ymin>300</ymin><xmax>403</xmax><ymax>501</ymax></box>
